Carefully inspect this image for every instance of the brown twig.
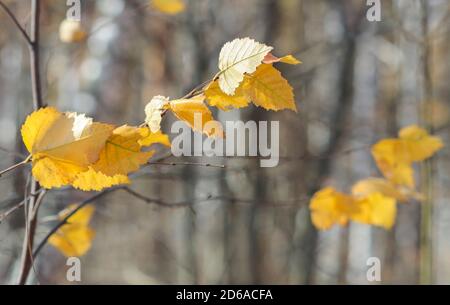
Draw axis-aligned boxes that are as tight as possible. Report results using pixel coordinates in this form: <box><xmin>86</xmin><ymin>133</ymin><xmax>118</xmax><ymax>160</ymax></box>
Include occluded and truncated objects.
<box><xmin>0</xmin><ymin>200</ymin><xmax>25</xmax><ymax>223</ymax></box>
<box><xmin>17</xmin><ymin>0</ymin><xmax>44</xmax><ymax>285</ymax></box>
<box><xmin>0</xmin><ymin>157</ymin><xmax>31</xmax><ymax>178</ymax></box>
<box><xmin>148</xmin><ymin>161</ymin><xmax>225</xmax><ymax>168</ymax></box>
<box><xmin>0</xmin><ymin>1</ymin><xmax>32</xmax><ymax>45</ymax></box>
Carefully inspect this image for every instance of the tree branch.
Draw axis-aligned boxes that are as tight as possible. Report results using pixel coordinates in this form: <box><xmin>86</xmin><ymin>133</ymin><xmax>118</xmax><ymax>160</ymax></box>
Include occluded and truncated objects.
<box><xmin>0</xmin><ymin>1</ymin><xmax>32</xmax><ymax>45</ymax></box>
<box><xmin>17</xmin><ymin>0</ymin><xmax>44</xmax><ymax>285</ymax></box>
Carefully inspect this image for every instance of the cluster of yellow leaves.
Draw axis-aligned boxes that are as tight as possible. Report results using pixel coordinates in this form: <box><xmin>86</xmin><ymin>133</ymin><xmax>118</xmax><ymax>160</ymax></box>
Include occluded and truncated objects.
<box><xmin>310</xmin><ymin>125</ymin><xmax>443</xmax><ymax>230</ymax></box>
<box><xmin>145</xmin><ymin>38</ymin><xmax>299</xmax><ymax>138</ymax></box>
<box><xmin>21</xmin><ymin>107</ymin><xmax>170</xmax><ymax>191</ymax></box>
<box><xmin>49</xmin><ymin>204</ymin><xmax>95</xmax><ymax>257</ymax></box>
<box><xmin>20</xmin><ymin>38</ymin><xmax>298</xmax><ymax>192</ymax></box>
<box><xmin>205</xmin><ymin>37</ymin><xmax>300</xmax><ymax>112</ymax></box>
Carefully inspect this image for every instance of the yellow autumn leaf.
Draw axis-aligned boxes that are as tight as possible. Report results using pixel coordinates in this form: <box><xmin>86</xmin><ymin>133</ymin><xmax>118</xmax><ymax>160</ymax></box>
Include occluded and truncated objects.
<box><xmin>242</xmin><ymin>64</ymin><xmax>297</xmax><ymax>112</ymax></box>
<box><xmin>139</xmin><ymin>129</ymin><xmax>171</xmax><ymax>147</ymax></box>
<box><xmin>48</xmin><ymin>204</ymin><xmax>95</xmax><ymax>257</ymax></box>
<box><xmin>351</xmin><ymin>193</ymin><xmax>397</xmax><ymax>230</ymax></box>
<box><xmin>398</xmin><ymin>125</ymin><xmax>444</xmax><ymax>162</ymax></box>
<box><xmin>310</xmin><ymin>187</ymin><xmax>357</xmax><ymax>230</ymax></box>
<box><xmin>217</xmin><ymin>37</ymin><xmax>273</xmax><ymax>95</ymax></box>
<box><xmin>371</xmin><ymin>139</ymin><xmax>415</xmax><ymax>187</ymax></box>
<box><xmin>59</xmin><ymin>19</ymin><xmax>87</xmax><ymax>43</ymax></box>
<box><xmin>151</xmin><ymin>0</ymin><xmax>185</xmax><ymax>15</ymax></box>
<box><xmin>204</xmin><ymin>80</ymin><xmax>250</xmax><ymax>111</ymax></box>
<box><xmin>90</xmin><ymin>125</ymin><xmax>155</xmax><ymax>177</ymax></box>
<box><xmin>169</xmin><ymin>95</ymin><xmax>223</xmax><ymax>137</ymax></box>
<box><xmin>21</xmin><ymin>107</ymin><xmax>114</xmax><ymax>189</ymax></box>
<box><xmin>371</xmin><ymin>125</ymin><xmax>443</xmax><ymax>188</ymax></box>
<box><xmin>263</xmin><ymin>53</ymin><xmax>301</xmax><ymax>65</ymax></box>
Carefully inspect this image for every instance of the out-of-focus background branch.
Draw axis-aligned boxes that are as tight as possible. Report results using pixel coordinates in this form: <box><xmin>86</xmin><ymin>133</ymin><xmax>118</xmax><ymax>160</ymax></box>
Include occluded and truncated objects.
<box><xmin>0</xmin><ymin>0</ymin><xmax>449</xmax><ymax>284</ymax></box>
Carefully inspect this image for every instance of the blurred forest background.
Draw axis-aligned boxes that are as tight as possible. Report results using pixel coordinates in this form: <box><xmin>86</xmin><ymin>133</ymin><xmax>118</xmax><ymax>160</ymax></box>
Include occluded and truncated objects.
<box><xmin>0</xmin><ymin>0</ymin><xmax>449</xmax><ymax>284</ymax></box>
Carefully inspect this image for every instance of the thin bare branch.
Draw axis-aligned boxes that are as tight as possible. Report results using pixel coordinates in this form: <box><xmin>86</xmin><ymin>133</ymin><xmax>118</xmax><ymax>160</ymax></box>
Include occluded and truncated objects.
<box><xmin>0</xmin><ymin>1</ymin><xmax>32</xmax><ymax>45</ymax></box>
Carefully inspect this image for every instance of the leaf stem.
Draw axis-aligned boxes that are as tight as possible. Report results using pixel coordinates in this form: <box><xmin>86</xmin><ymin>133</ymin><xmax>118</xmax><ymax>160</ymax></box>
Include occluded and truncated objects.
<box><xmin>0</xmin><ymin>156</ymin><xmax>31</xmax><ymax>177</ymax></box>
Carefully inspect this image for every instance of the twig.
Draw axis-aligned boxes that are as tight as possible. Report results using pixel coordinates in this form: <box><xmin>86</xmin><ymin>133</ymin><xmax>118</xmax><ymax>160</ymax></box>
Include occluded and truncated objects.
<box><xmin>32</xmin><ymin>187</ymin><xmax>120</xmax><ymax>258</ymax></box>
<box><xmin>0</xmin><ymin>1</ymin><xmax>32</xmax><ymax>45</ymax></box>
<box><xmin>0</xmin><ymin>200</ymin><xmax>25</xmax><ymax>223</ymax></box>
<box><xmin>148</xmin><ymin>161</ymin><xmax>225</xmax><ymax>168</ymax></box>
<box><xmin>17</xmin><ymin>0</ymin><xmax>44</xmax><ymax>285</ymax></box>
<box><xmin>0</xmin><ymin>156</ymin><xmax>31</xmax><ymax>178</ymax></box>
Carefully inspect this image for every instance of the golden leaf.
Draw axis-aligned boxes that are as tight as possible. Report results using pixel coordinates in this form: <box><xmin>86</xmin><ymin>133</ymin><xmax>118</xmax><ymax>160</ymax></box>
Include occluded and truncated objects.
<box><xmin>310</xmin><ymin>187</ymin><xmax>357</xmax><ymax>230</ymax></box>
<box><xmin>242</xmin><ymin>64</ymin><xmax>297</xmax><ymax>112</ymax></box>
<box><xmin>48</xmin><ymin>204</ymin><xmax>95</xmax><ymax>257</ymax></box>
<box><xmin>21</xmin><ymin>107</ymin><xmax>114</xmax><ymax>189</ymax></box>
<box><xmin>169</xmin><ymin>95</ymin><xmax>223</xmax><ymax>137</ymax></box>
<box><xmin>398</xmin><ymin>125</ymin><xmax>444</xmax><ymax>162</ymax></box>
<box><xmin>352</xmin><ymin>193</ymin><xmax>397</xmax><ymax>230</ymax></box>
<box><xmin>139</xmin><ymin>129</ymin><xmax>171</xmax><ymax>147</ymax></box>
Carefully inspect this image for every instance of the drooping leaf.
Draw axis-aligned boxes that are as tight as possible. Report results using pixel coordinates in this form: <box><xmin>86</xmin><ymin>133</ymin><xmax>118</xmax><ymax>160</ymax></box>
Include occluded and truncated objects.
<box><xmin>352</xmin><ymin>193</ymin><xmax>397</xmax><ymax>230</ymax></box>
<box><xmin>242</xmin><ymin>64</ymin><xmax>297</xmax><ymax>112</ymax></box>
<box><xmin>48</xmin><ymin>204</ymin><xmax>95</xmax><ymax>257</ymax></box>
<box><xmin>139</xmin><ymin>129</ymin><xmax>171</xmax><ymax>147</ymax></box>
<box><xmin>169</xmin><ymin>95</ymin><xmax>223</xmax><ymax>137</ymax></box>
<box><xmin>398</xmin><ymin>125</ymin><xmax>444</xmax><ymax>162</ymax></box>
<box><xmin>217</xmin><ymin>37</ymin><xmax>273</xmax><ymax>95</ymax></box>
<box><xmin>371</xmin><ymin>126</ymin><xmax>443</xmax><ymax>188</ymax></box>
<box><xmin>309</xmin><ymin>187</ymin><xmax>357</xmax><ymax>230</ymax></box>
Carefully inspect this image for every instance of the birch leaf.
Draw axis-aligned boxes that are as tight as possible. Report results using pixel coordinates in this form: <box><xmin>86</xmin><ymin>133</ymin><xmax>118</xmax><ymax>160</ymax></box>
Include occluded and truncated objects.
<box><xmin>218</xmin><ymin>38</ymin><xmax>273</xmax><ymax>95</ymax></box>
<box><xmin>242</xmin><ymin>64</ymin><xmax>297</xmax><ymax>112</ymax></box>
<box><xmin>169</xmin><ymin>95</ymin><xmax>223</xmax><ymax>137</ymax></box>
<box><xmin>48</xmin><ymin>204</ymin><xmax>95</xmax><ymax>257</ymax></box>
<box><xmin>21</xmin><ymin>107</ymin><xmax>114</xmax><ymax>189</ymax></box>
